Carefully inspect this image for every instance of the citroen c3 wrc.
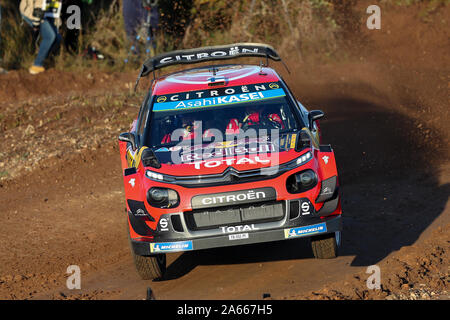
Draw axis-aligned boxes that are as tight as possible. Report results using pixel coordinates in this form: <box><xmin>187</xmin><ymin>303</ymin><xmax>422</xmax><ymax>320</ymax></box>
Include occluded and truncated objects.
<box><xmin>118</xmin><ymin>43</ymin><xmax>342</xmax><ymax>280</ymax></box>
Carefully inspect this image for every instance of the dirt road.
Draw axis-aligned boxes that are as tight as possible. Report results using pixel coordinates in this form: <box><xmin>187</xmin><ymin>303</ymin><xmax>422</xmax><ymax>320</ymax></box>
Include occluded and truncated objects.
<box><xmin>0</xmin><ymin>3</ymin><xmax>448</xmax><ymax>300</ymax></box>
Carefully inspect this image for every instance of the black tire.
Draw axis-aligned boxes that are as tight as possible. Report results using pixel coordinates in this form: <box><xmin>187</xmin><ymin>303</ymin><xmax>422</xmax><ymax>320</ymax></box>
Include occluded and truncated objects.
<box><xmin>127</xmin><ymin>219</ymin><xmax>166</xmax><ymax>280</ymax></box>
<box><xmin>310</xmin><ymin>232</ymin><xmax>339</xmax><ymax>259</ymax></box>
<box><xmin>132</xmin><ymin>251</ymin><xmax>166</xmax><ymax>280</ymax></box>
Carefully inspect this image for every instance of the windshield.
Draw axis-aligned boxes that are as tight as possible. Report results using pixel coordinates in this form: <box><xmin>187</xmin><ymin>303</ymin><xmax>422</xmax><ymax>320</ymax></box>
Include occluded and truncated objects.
<box><xmin>146</xmin><ymin>82</ymin><xmax>301</xmax><ymax>148</ymax></box>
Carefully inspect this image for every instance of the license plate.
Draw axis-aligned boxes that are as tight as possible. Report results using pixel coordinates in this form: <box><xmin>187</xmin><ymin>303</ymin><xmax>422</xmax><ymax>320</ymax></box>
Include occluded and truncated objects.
<box><xmin>229</xmin><ymin>233</ymin><xmax>249</xmax><ymax>240</ymax></box>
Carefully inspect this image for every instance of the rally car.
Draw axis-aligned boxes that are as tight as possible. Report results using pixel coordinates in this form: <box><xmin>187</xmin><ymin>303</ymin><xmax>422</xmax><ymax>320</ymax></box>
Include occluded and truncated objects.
<box><xmin>118</xmin><ymin>43</ymin><xmax>342</xmax><ymax>280</ymax></box>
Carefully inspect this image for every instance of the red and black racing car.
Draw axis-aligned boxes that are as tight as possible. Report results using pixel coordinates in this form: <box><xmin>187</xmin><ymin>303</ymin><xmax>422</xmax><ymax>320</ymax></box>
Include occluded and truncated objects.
<box><xmin>118</xmin><ymin>43</ymin><xmax>342</xmax><ymax>280</ymax></box>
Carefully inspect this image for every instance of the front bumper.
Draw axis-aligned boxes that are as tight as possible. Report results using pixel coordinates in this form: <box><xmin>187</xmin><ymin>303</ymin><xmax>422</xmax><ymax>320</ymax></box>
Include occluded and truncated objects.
<box><xmin>131</xmin><ymin>214</ymin><xmax>342</xmax><ymax>256</ymax></box>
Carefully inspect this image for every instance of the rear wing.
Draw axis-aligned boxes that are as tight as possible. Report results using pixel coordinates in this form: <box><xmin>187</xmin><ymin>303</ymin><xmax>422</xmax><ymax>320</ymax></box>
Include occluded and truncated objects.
<box><xmin>135</xmin><ymin>43</ymin><xmax>288</xmax><ymax>90</ymax></box>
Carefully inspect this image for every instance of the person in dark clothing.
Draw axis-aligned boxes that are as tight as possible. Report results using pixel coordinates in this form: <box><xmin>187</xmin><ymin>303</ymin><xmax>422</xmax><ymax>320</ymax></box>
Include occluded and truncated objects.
<box><xmin>122</xmin><ymin>0</ymin><xmax>146</xmax><ymax>42</ymax></box>
<box><xmin>123</xmin><ymin>0</ymin><xmax>159</xmax><ymax>59</ymax></box>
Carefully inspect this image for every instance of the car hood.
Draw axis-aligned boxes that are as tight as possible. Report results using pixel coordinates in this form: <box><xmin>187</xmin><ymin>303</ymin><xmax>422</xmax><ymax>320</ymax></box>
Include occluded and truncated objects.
<box><xmin>149</xmin><ymin>133</ymin><xmax>302</xmax><ymax>176</ymax></box>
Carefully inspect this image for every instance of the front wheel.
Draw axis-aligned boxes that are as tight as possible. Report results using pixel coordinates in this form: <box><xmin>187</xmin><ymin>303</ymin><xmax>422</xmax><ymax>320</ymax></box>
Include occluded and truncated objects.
<box><xmin>132</xmin><ymin>251</ymin><xmax>166</xmax><ymax>280</ymax></box>
<box><xmin>127</xmin><ymin>224</ymin><xmax>166</xmax><ymax>280</ymax></box>
<box><xmin>310</xmin><ymin>232</ymin><xmax>340</xmax><ymax>259</ymax></box>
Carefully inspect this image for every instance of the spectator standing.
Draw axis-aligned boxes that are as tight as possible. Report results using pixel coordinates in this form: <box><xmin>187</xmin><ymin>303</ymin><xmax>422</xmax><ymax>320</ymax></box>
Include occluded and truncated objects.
<box><xmin>20</xmin><ymin>0</ymin><xmax>63</xmax><ymax>75</ymax></box>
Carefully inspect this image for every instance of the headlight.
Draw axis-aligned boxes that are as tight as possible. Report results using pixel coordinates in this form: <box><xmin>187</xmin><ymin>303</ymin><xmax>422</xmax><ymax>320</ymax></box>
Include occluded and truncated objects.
<box><xmin>146</xmin><ymin>170</ymin><xmax>164</xmax><ymax>181</ymax></box>
<box><xmin>296</xmin><ymin>151</ymin><xmax>312</xmax><ymax>166</ymax></box>
<box><xmin>298</xmin><ymin>170</ymin><xmax>316</xmax><ymax>188</ymax></box>
<box><xmin>147</xmin><ymin>187</ymin><xmax>179</xmax><ymax>208</ymax></box>
<box><xmin>149</xmin><ymin>188</ymin><xmax>166</xmax><ymax>202</ymax></box>
<box><xmin>286</xmin><ymin>169</ymin><xmax>318</xmax><ymax>193</ymax></box>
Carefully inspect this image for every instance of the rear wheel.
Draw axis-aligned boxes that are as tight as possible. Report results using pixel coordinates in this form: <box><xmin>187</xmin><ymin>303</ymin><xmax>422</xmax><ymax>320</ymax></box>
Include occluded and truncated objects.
<box><xmin>310</xmin><ymin>232</ymin><xmax>340</xmax><ymax>259</ymax></box>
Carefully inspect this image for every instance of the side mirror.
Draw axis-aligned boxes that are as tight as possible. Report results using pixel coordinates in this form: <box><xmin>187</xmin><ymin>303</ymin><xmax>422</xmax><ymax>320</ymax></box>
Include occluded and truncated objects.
<box><xmin>118</xmin><ymin>132</ymin><xmax>137</xmax><ymax>150</ymax></box>
<box><xmin>308</xmin><ymin>110</ymin><xmax>324</xmax><ymax>129</ymax></box>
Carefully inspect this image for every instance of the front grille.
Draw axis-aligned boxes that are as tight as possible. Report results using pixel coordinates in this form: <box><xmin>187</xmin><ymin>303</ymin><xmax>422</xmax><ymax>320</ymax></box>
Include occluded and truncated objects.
<box><xmin>185</xmin><ymin>201</ymin><xmax>286</xmax><ymax>230</ymax></box>
<box><xmin>170</xmin><ymin>215</ymin><xmax>184</xmax><ymax>232</ymax></box>
<box><xmin>167</xmin><ymin>167</ymin><xmax>284</xmax><ymax>188</ymax></box>
<box><xmin>289</xmin><ymin>200</ymin><xmax>300</xmax><ymax>219</ymax></box>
